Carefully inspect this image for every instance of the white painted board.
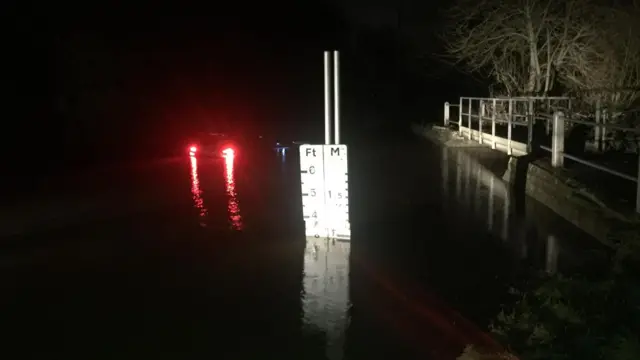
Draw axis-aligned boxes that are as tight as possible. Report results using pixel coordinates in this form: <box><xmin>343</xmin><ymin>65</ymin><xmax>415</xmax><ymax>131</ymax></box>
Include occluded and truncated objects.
<box><xmin>323</xmin><ymin>145</ymin><xmax>350</xmax><ymax>240</ymax></box>
<box><xmin>299</xmin><ymin>145</ymin><xmax>329</xmax><ymax>238</ymax></box>
<box><xmin>299</xmin><ymin>144</ymin><xmax>350</xmax><ymax>240</ymax></box>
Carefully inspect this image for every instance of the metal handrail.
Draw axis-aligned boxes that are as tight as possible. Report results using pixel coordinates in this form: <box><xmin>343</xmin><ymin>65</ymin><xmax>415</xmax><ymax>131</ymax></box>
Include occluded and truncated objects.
<box><xmin>539</xmin><ymin>145</ymin><xmax>637</xmax><ymax>183</ymax></box>
<box><xmin>444</xmin><ymin>99</ymin><xmax>640</xmax><ymax>213</ymax></box>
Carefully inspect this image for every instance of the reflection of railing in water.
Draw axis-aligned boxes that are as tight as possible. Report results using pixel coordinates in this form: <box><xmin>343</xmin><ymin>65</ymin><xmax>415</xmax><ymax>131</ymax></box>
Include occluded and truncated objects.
<box><xmin>189</xmin><ymin>155</ymin><xmax>208</xmax><ymax>227</ymax></box>
<box><xmin>302</xmin><ymin>238</ymin><xmax>350</xmax><ymax>360</ymax></box>
<box><xmin>441</xmin><ymin>148</ymin><xmax>559</xmax><ymax>273</ymax></box>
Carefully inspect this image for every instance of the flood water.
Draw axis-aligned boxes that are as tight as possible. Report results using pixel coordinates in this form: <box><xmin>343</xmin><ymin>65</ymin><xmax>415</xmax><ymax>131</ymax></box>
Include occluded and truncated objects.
<box><xmin>0</xmin><ymin>139</ymin><xmax>605</xmax><ymax>359</ymax></box>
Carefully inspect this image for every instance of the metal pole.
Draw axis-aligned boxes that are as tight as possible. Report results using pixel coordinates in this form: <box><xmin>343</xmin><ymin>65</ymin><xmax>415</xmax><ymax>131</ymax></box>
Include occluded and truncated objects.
<box><xmin>324</xmin><ymin>51</ymin><xmax>331</xmax><ymax>145</ymax></box>
<box><xmin>333</xmin><ymin>51</ymin><xmax>340</xmax><ymax>145</ymax></box>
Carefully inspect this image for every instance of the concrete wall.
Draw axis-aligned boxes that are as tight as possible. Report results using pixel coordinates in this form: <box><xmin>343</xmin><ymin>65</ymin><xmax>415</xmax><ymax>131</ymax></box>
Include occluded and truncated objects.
<box><xmin>502</xmin><ymin>157</ymin><xmax>640</xmax><ymax>245</ymax></box>
<box><xmin>417</xmin><ymin>125</ymin><xmax>638</xmax><ymax>245</ymax></box>
<box><xmin>458</xmin><ymin>127</ymin><xmax>528</xmax><ymax>157</ymax></box>
<box><xmin>502</xmin><ymin>157</ymin><xmax>612</xmax><ymax>242</ymax></box>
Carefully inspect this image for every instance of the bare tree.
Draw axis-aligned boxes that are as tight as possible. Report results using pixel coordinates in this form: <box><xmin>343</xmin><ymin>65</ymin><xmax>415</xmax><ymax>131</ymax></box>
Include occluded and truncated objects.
<box><xmin>565</xmin><ymin>2</ymin><xmax>640</xmax><ymax>114</ymax></box>
<box><xmin>441</xmin><ymin>0</ymin><xmax>602</xmax><ymax>97</ymax></box>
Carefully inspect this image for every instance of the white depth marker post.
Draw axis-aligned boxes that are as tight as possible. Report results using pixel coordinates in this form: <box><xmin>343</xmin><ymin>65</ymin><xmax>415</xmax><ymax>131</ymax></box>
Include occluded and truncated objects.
<box><xmin>299</xmin><ymin>50</ymin><xmax>349</xmax><ymax>241</ymax></box>
<box><xmin>301</xmin><ymin>51</ymin><xmax>351</xmax><ymax>360</ymax></box>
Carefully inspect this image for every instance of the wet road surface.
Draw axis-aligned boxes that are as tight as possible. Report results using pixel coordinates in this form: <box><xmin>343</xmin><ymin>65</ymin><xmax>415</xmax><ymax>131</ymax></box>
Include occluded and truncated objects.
<box><xmin>1</xmin><ymin>140</ymin><xmax>605</xmax><ymax>359</ymax></box>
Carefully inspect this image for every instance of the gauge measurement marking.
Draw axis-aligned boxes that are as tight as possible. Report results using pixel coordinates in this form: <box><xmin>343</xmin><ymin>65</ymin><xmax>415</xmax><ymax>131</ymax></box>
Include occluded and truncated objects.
<box><xmin>300</xmin><ymin>144</ymin><xmax>350</xmax><ymax>240</ymax></box>
<box><xmin>299</xmin><ymin>144</ymin><xmax>328</xmax><ymax>239</ymax></box>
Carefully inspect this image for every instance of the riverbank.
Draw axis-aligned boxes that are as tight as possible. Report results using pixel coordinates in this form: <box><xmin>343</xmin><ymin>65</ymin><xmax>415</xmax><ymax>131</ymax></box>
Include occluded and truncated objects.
<box><xmin>413</xmin><ymin>124</ymin><xmax>639</xmax><ymax>247</ymax></box>
<box><xmin>415</xmin><ymin>123</ymin><xmax>640</xmax><ymax>359</ymax></box>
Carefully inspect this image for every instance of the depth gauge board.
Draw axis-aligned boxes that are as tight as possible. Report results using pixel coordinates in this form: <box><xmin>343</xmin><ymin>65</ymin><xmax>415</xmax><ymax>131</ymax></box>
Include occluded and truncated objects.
<box><xmin>299</xmin><ymin>144</ymin><xmax>350</xmax><ymax>240</ymax></box>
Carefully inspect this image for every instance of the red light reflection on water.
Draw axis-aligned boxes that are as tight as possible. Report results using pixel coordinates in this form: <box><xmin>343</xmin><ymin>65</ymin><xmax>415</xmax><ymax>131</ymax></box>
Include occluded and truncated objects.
<box><xmin>224</xmin><ymin>151</ymin><xmax>243</xmax><ymax>230</ymax></box>
<box><xmin>190</xmin><ymin>155</ymin><xmax>208</xmax><ymax>226</ymax></box>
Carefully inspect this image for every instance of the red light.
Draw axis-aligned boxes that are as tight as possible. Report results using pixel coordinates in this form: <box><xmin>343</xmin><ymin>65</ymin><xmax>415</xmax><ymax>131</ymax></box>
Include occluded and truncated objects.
<box><xmin>189</xmin><ymin>146</ymin><xmax>197</xmax><ymax>153</ymax></box>
<box><xmin>222</xmin><ymin>148</ymin><xmax>234</xmax><ymax>157</ymax></box>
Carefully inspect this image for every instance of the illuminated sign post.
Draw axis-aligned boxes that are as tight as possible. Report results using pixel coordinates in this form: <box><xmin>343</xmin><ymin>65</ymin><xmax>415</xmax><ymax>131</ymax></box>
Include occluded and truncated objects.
<box><xmin>299</xmin><ymin>50</ymin><xmax>350</xmax><ymax>241</ymax></box>
<box><xmin>300</xmin><ymin>52</ymin><xmax>350</xmax><ymax>360</ymax></box>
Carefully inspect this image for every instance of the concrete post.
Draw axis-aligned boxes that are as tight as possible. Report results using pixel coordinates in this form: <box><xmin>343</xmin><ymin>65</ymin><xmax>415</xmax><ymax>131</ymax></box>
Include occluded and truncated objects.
<box><xmin>491</xmin><ymin>99</ymin><xmax>497</xmax><ymax>150</ymax></box>
<box><xmin>458</xmin><ymin>97</ymin><xmax>463</xmax><ymax>136</ymax></box>
<box><xmin>444</xmin><ymin>102</ymin><xmax>450</xmax><ymax>127</ymax></box>
<box><xmin>594</xmin><ymin>99</ymin><xmax>601</xmax><ymax>152</ymax></box>
<box><xmin>467</xmin><ymin>98</ymin><xmax>472</xmax><ymax>140</ymax></box>
<box><xmin>551</xmin><ymin>112</ymin><xmax>565</xmax><ymax>168</ymax></box>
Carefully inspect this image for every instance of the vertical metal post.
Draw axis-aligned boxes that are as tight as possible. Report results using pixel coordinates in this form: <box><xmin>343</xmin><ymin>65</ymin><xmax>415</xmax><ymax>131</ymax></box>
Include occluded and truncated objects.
<box><xmin>491</xmin><ymin>99</ymin><xmax>496</xmax><ymax>149</ymax></box>
<box><xmin>333</xmin><ymin>51</ymin><xmax>340</xmax><ymax>145</ymax></box>
<box><xmin>479</xmin><ymin>99</ymin><xmax>484</xmax><ymax>144</ymax></box>
<box><xmin>507</xmin><ymin>98</ymin><xmax>513</xmax><ymax>156</ymax></box>
<box><xmin>551</xmin><ymin>112</ymin><xmax>565</xmax><ymax>168</ymax></box>
<box><xmin>594</xmin><ymin>99</ymin><xmax>601</xmax><ymax>152</ymax></box>
<box><xmin>324</xmin><ymin>51</ymin><xmax>331</xmax><ymax>145</ymax></box>
<box><xmin>444</xmin><ymin>102</ymin><xmax>450</xmax><ymax>127</ymax></box>
<box><xmin>458</xmin><ymin>97</ymin><xmax>463</xmax><ymax>136</ymax></box>
<box><xmin>527</xmin><ymin>99</ymin><xmax>534</xmax><ymax>153</ymax></box>
<box><xmin>468</xmin><ymin>98</ymin><xmax>472</xmax><ymax>140</ymax></box>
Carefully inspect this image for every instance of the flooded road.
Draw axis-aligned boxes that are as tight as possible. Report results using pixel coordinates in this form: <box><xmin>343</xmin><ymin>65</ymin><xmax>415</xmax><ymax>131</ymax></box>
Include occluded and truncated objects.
<box><xmin>0</xmin><ymin>140</ymin><xmax>605</xmax><ymax>359</ymax></box>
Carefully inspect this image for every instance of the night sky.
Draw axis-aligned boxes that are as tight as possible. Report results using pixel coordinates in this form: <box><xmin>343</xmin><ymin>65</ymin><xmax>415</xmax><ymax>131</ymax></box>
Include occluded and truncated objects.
<box><xmin>6</xmin><ymin>0</ymin><xmax>478</xmax><ymax>176</ymax></box>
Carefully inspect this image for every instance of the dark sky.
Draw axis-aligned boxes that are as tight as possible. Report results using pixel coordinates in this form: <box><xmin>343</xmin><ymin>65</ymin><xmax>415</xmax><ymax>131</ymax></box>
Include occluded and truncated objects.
<box><xmin>6</xmin><ymin>0</ymin><xmax>472</xmax><ymax>174</ymax></box>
